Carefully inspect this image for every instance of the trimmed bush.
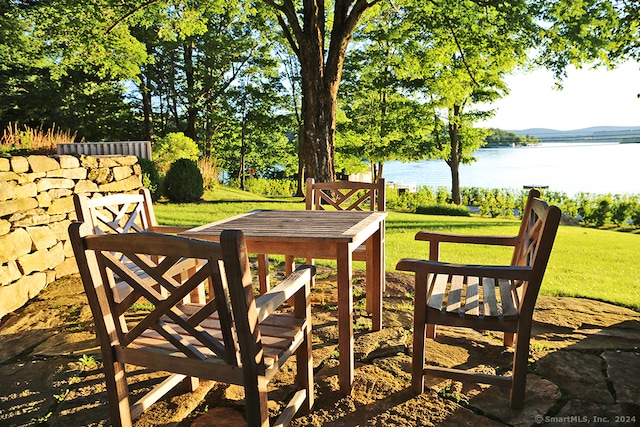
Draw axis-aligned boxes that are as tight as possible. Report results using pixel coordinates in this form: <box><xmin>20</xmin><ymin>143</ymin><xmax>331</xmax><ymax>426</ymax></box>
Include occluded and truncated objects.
<box><xmin>138</xmin><ymin>157</ymin><xmax>162</xmax><ymax>201</ymax></box>
<box><xmin>415</xmin><ymin>204</ymin><xmax>471</xmax><ymax>216</ymax></box>
<box><xmin>164</xmin><ymin>158</ymin><xmax>204</xmax><ymax>202</ymax></box>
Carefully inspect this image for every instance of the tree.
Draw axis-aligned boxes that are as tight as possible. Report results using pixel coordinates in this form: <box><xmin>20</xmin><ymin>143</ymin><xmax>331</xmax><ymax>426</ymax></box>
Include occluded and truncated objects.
<box><xmin>406</xmin><ymin>0</ymin><xmax>535</xmax><ymax>204</ymax></box>
<box><xmin>337</xmin><ymin>2</ymin><xmax>435</xmax><ymax>183</ymax></box>
<box><xmin>263</xmin><ymin>0</ymin><xmax>385</xmax><ymax>182</ymax></box>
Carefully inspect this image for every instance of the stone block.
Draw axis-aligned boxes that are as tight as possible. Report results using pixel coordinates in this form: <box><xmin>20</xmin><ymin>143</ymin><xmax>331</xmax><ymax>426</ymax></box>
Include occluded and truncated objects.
<box><xmin>46</xmin><ymin>167</ymin><xmax>87</xmax><ymax>180</ymax></box>
<box><xmin>112</xmin><ymin>166</ymin><xmax>133</xmax><ymax>181</ymax></box>
<box><xmin>0</xmin><ymin>171</ymin><xmax>20</xmax><ymax>182</ymax></box>
<box><xmin>0</xmin><ymin>229</ymin><xmax>32</xmax><ymax>264</ymax></box>
<box><xmin>97</xmin><ymin>157</ymin><xmax>119</xmax><ymax>168</ymax></box>
<box><xmin>26</xmin><ymin>226</ymin><xmax>58</xmax><ymax>251</ymax></box>
<box><xmin>115</xmin><ymin>156</ymin><xmax>139</xmax><ymax>166</ymax></box>
<box><xmin>0</xmin><ymin>181</ymin><xmax>15</xmax><ymax>201</ymax></box>
<box><xmin>27</xmin><ymin>155</ymin><xmax>60</xmax><ymax>173</ymax></box>
<box><xmin>98</xmin><ymin>175</ymin><xmax>142</xmax><ymax>193</ymax></box>
<box><xmin>47</xmin><ymin>196</ymin><xmax>75</xmax><ymax>215</ymax></box>
<box><xmin>48</xmin><ymin>242</ymin><xmax>65</xmax><ymax>268</ymax></box>
<box><xmin>57</xmin><ymin>155</ymin><xmax>80</xmax><ymax>169</ymax></box>
<box><xmin>18</xmin><ymin>250</ymin><xmax>52</xmax><ymax>275</ymax></box>
<box><xmin>54</xmin><ymin>256</ymin><xmax>78</xmax><ymax>278</ymax></box>
<box><xmin>14</xmin><ymin>182</ymin><xmax>38</xmax><ymax>199</ymax></box>
<box><xmin>48</xmin><ymin>188</ymin><xmax>73</xmax><ymax>199</ymax></box>
<box><xmin>36</xmin><ymin>178</ymin><xmax>75</xmax><ymax>192</ymax></box>
<box><xmin>0</xmin><ymin>198</ymin><xmax>38</xmax><ymax>217</ymax></box>
<box><xmin>63</xmin><ymin>240</ymin><xmax>74</xmax><ymax>257</ymax></box>
<box><xmin>17</xmin><ymin>172</ymin><xmax>46</xmax><ymax>184</ymax></box>
<box><xmin>0</xmin><ymin>158</ymin><xmax>9</xmax><ymax>171</ymax></box>
<box><xmin>0</xmin><ymin>220</ymin><xmax>10</xmax><ymax>236</ymax></box>
<box><xmin>87</xmin><ymin>168</ymin><xmax>111</xmax><ymax>184</ymax></box>
<box><xmin>37</xmin><ymin>192</ymin><xmax>52</xmax><ymax>208</ymax></box>
<box><xmin>11</xmin><ymin>210</ymin><xmax>50</xmax><ymax>227</ymax></box>
<box><xmin>49</xmin><ymin>219</ymin><xmax>72</xmax><ymax>242</ymax></box>
<box><xmin>80</xmin><ymin>155</ymin><xmax>99</xmax><ymax>169</ymax></box>
<box><xmin>0</xmin><ymin>261</ymin><xmax>21</xmax><ymax>286</ymax></box>
<box><xmin>10</xmin><ymin>157</ymin><xmax>30</xmax><ymax>173</ymax></box>
<box><xmin>73</xmin><ymin>180</ymin><xmax>99</xmax><ymax>193</ymax></box>
<box><xmin>0</xmin><ymin>272</ymin><xmax>47</xmax><ymax>319</ymax></box>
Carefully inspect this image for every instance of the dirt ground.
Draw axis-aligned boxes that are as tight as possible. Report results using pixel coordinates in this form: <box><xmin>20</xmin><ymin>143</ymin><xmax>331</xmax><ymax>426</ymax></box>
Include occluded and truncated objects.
<box><xmin>1</xmin><ymin>266</ymin><xmax>639</xmax><ymax>427</ymax></box>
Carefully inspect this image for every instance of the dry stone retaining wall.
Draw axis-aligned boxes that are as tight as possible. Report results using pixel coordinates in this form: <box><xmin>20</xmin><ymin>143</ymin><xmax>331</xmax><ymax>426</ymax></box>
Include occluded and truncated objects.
<box><xmin>0</xmin><ymin>154</ymin><xmax>143</xmax><ymax>320</ymax></box>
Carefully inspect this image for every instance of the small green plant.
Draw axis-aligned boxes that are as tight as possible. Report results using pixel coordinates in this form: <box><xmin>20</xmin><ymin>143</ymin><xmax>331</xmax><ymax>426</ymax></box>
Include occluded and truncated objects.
<box><xmin>164</xmin><ymin>158</ymin><xmax>204</xmax><ymax>202</ymax></box>
<box><xmin>78</xmin><ymin>354</ymin><xmax>98</xmax><ymax>371</ymax></box>
<box><xmin>54</xmin><ymin>388</ymin><xmax>69</xmax><ymax>402</ymax></box>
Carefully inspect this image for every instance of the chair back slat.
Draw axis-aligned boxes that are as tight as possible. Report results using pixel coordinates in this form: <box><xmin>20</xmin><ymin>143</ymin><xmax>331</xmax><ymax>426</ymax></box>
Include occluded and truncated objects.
<box><xmin>70</xmin><ymin>224</ymin><xmax>250</xmax><ymax>367</ymax></box>
<box><xmin>510</xmin><ymin>190</ymin><xmax>562</xmax><ymax>313</ymax></box>
<box><xmin>305</xmin><ymin>178</ymin><xmax>386</xmax><ymax>212</ymax></box>
<box><xmin>74</xmin><ymin>189</ymin><xmax>156</xmax><ymax>235</ymax></box>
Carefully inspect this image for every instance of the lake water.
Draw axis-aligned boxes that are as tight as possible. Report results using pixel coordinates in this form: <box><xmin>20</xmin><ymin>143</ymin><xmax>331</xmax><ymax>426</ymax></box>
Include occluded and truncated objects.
<box><xmin>383</xmin><ymin>143</ymin><xmax>640</xmax><ymax>196</ymax></box>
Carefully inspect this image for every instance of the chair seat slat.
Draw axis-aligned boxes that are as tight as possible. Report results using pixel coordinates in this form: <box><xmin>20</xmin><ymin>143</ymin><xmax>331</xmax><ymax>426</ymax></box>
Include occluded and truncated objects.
<box><xmin>482</xmin><ymin>277</ymin><xmax>500</xmax><ymax>317</ymax></box>
<box><xmin>499</xmin><ymin>279</ymin><xmax>519</xmax><ymax>318</ymax></box>
<box><xmin>464</xmin><ymin>277</ymin><xmax>480</xmax><ymax>316</ymax></box>
<box><xmin>446</xmin><ymin>275</ymin><xmax>464</xmax><ymax>314</ymax></box>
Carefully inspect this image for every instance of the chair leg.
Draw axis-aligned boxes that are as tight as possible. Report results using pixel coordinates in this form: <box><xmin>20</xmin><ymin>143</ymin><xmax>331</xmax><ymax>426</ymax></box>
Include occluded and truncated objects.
<box><xmin>294</xmin><ymin>281</ymin><xmax>314</xmax><ymax>414</ymax></box>
<box><xmin>412</xmin><ymin>274</ymin><xmax>428</xmax><ymax>394</ymax></box>
<box><xmin>258</xmin><ymin>254</ymin><xmax>271</xmax><ymax>294</ymax></box>
<box><xmin>244</xmin><ymin>376</ymin><xmax>271</xmax><ymax>427</ymax></box>
<box><xmin>103</xmin><ymin>359</ymin><xmax>133</xmax><ymax>427</ymax></box>
<box><xmin>426</xmin><ymin>323</ymin><xmax>436</xmax><ymax>339</ymax></box>
<box><xmin>510</xmin><ymin>330</ymin><xmax>531</xmax><ymax>409</ymax></box>
<box><xmin>504</xmin><ymin>332</ymin><xmax>515</xmax><ymax>347</ymax></box>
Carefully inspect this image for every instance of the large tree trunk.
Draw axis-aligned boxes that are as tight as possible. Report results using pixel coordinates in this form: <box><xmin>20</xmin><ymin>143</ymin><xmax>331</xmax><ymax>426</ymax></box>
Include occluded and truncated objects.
<box><xmin>300</xmin><ymin>74</ymin><xmax>336</xmax><ymax>182</ymax></box>
<box><xmin>267</xmin><ymin>0</ymin><xmax>381</xmax><ymax>183</ymax></box>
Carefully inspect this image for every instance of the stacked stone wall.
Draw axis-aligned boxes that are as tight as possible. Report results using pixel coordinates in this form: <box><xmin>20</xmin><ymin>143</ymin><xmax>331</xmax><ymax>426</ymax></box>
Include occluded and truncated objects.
<box><xmin>0</xmin><ymin>154</ymin><xmax>143</xmax><ymax>320</ymax></box>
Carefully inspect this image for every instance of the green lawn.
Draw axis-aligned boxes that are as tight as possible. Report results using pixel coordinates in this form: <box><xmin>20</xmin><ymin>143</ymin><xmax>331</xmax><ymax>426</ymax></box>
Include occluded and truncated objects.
<box><xmin>154</xmin><ymin>187</ymin><xmax>640</xmax><ymax>312</ymax></box>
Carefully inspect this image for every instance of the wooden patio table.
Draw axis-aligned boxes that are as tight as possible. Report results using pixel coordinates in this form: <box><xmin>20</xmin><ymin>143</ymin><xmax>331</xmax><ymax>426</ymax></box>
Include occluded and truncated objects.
<box><xmin>180</xmin><ymin>209</ymin><xmax>387</xmax><ymax>394</ymax></box>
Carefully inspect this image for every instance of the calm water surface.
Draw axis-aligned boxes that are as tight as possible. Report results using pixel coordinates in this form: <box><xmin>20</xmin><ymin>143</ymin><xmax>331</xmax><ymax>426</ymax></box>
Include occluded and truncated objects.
<box><xmin>384</xmin><ymin>143</ymin><xmax>640</xmax><ymax>196</ymax></box>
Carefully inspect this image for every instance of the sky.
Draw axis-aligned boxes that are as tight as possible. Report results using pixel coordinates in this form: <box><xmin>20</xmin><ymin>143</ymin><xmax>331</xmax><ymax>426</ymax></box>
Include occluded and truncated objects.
<box><xmin>479</xmin><ymin>60</ymin><xmax>640</xmax><ymax>131</ymax></box>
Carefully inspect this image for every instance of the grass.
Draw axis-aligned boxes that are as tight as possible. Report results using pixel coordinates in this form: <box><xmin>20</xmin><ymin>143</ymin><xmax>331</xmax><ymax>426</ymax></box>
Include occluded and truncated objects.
<box><xmin>154</xmin><ymin>186</ymin><xmax>640</xmax><ymax>312</ymax></box>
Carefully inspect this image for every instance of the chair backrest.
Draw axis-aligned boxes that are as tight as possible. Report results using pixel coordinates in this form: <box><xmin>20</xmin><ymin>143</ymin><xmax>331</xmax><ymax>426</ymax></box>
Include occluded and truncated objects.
<box><xmin>69</xmin><ymin>223</ymin><xmax>263</xmax><ymax>371</ymax></box>
<box><xmin>510</xmin><ymin>189</ymin><xmax>561</xmax><ymax>314</ymax></box>
<box><xmin>305</xmin><ymin>177</ymin><xmax>386</xmax><ymax>211</ymax></box>
<box><xmin>74</xmin><ymin>189</ymin><xmax>158</xmax><ymax>235</ymax></box>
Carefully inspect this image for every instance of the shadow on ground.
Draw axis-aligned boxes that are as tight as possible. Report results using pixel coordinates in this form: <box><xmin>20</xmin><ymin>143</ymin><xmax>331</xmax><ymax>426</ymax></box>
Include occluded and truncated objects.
<box><xmin>1</xmin><ymin>268</ymin><xmax>639</xmax><ymax>426</ymax></box>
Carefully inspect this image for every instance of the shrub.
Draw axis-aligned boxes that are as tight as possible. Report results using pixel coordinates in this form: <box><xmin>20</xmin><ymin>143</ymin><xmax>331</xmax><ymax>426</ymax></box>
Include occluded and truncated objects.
<box><xmin>415</xmin><ymin>204</ymin><xmax>471</xmax><ymax>216</ymax></box>
<box><xmin>137</xmin><ymin>157</ymin><xmax>162</xmax><ymax>201</ymax></box>
<box><xmin>163</xmin><ymin>158</ymin><xmax>204</xmax><ymax>202</ymax></box>
<box><xmin>153</xmin><ymin>133</ymin><xmax>200</xmax><ymax>173</ymax></box>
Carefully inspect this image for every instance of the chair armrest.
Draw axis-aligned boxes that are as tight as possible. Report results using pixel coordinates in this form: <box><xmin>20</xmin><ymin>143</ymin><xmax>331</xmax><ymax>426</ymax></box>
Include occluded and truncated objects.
<box><xmin>255</xmin><ymin>265</ymin><xmax>316</xmax><ymax>323</ymax></box>
<box><xmin>415</xmin><ymin>231</ymin><xmax>518</xmax><ymax>246</ymax></box>
<box><xmin>396</xmin><ymin>258</ymin><xmax>532</xmax><ymax>281</ymax></box>
<box><xmin>148</xmin><ymin>225</ymin><xmax>193</xmax><ymax>234</ymax></box>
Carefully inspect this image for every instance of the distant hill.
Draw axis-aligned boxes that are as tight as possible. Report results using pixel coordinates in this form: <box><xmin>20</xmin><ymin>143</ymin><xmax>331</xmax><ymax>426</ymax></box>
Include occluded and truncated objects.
<box><xmin>507</xmin><ymin>126</ymin><xmax>640</xmax><ymax>143</ymax></box>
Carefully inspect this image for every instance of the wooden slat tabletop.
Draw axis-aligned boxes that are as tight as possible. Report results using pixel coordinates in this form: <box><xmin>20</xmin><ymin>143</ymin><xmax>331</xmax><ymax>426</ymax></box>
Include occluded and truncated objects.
<box><xmin>182</xmin><ymin>210</ymin><xmax>387</xmax><ymax>243</ymax></box>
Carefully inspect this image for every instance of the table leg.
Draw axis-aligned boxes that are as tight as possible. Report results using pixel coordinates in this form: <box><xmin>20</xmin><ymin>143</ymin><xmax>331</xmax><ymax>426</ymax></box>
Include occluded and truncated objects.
<box><xmin>257</xmin><ymin>254</ymin><xmax>270</xmax><ymax>294</ymax></box>
<box><xmin>369</xmin><ymin>226</ymin><xmax>383</xmax><ymax>331</ymax></box>
<box><xmin>337</xmin><ymin>244</ymin><xmax>354</xmax><ymax>395</ymax></box>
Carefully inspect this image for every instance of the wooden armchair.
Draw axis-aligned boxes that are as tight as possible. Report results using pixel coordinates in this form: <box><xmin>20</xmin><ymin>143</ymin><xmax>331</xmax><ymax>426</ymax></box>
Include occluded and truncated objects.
<box><xmin>258</xmin><ymin>177</ymin><xmax>386</xmax><ymax>320</ymax></box>
<box><xmin>73</xmin><ymin>188</ymin><xmax>188</xmax><ymax>235</ymax></box>
<box><xmin>69</xmin><ymin>223</ymin><xmax>315</xmax><ymax>427</ymax></box>
<box><xmin>396</xmin><ymin>189</ymin><xmax>561</xmax><ymax>409</ymax></box>
<box><xmin>73</xmin><ymin>189</ymin><xmax>205</xmax><ymax>303</ymax></box>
